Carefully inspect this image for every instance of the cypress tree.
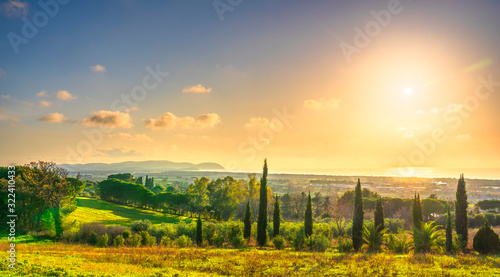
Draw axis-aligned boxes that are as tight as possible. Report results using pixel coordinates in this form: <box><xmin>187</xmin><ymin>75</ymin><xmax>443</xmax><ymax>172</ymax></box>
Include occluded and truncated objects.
<box><xmin>304</xmin><ymin>192</ymin><xmax>313</xmax><ymax>237</ymax></box>
<box><xmin>374</xmin><ymin>197</ymin><xmax>384</xmax><ymax>232</ymax></box>
<box><xmin>412</xmin><ymin>193</ymin><xmax>423</xmax><ymax>231</ymax></box>
<box><xmin>446</xmin><ymin>204</ymin><xmax>452</xmax><ymax>253</ymax></box>
<box><xmin>352</xmin><ymin>178</ymin><xmax>364</xmax><ymax>251</ymax></box>
<box><xmin>455</xmin><ymin>174</ymin><xmax>468</xmax><ymax>250</ymax></box>
<box><xmin>244</xmin><ymin>200</ymin><xmax>252</xmax><ymax>239</ymax></box>
<box><xmin>257</xmin><ymin>159</ymin><xmax>268</xmax><ymax>246</ymax></box>
<box><xmin>196</xmin><ymin>215</ymin><xmax>202</xmax><ymax>246</ymax></box>
<box><xmin>273</xmin><ymin>194</ymin><xmax>281</xmax><ymax>237</ymax></box>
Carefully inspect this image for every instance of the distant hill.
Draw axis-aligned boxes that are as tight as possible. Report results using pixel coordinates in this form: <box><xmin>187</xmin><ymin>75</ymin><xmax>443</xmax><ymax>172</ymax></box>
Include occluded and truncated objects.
<box><xmin>59</xmin><ymin>160</ymin><xmax>224</xmax><ymax>173</ymax></box>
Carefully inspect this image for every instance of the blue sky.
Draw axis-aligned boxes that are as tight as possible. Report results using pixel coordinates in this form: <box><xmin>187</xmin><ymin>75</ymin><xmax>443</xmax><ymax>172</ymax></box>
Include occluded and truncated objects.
<box><xmin>1</xmin><ymin>0</ymin><xmax>500</xmax><ymax>178</ymax></box>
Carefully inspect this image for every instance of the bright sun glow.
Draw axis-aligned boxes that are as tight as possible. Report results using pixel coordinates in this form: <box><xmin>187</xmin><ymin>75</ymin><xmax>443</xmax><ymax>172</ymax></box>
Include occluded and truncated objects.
<box><xmin>404</xmin><ymin>87</ymin><xmax>413</xmax><ymax>95</ymax></box>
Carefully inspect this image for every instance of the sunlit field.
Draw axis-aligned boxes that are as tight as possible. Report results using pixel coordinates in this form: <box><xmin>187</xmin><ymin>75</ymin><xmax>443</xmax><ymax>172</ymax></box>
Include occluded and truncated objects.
<box><xmin>2</xmin><ymin>242</ymin><xmax>500</xmax><ymax>277</ymax></box>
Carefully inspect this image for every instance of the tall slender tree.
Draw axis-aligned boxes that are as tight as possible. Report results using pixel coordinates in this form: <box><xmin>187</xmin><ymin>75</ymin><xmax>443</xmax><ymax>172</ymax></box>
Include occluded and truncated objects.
<box><xmin>304</xmin><ymin>192</ymin><xmax>313</xmax><ymax>237</ymax></box>
<box><xmin>374</xmin><ymin>197</ymin><xmax>384</xmax><ymax>232</ymax></box>
<box><xmin>244</xmin><ymin>200</ymin><xmax>252</xmax><ymax>239</ymax></box>
<box><xmin>455</xmin><ymin>174</ymin><xmax>468</xmax><ymax>250</ymax></box>
<box><xmin>446</xmin><ymin>204</ymin><xmax>452</xmax><ymax>253</ymax></box>
<box><xmin>352</xmin><ymin>178</ymin><xmax>364</xmax><ymax>251</ymax></box>
<box><xmin>257</xmin><ymin>159</ymin><xmax>268</xmax><ymax>246</ymax></box>
<box><xmin>412</xmin><ymin>193</ymin><xmax>423</xmax><ymax>231</ymax></box>
<box><xmin>273</xmin><ymin>194</ymin><xmax>281</xmax><ymax>237</ymax></box>
<box><xmin>196</xmin><ymin>215</ymin><xmax>203</xmax><ymax>246</ymax></box>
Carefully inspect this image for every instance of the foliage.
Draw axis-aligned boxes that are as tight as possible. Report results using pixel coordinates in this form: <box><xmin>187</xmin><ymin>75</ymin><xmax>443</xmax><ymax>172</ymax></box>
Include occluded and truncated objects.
<box><xmin>273</xmin><ymin>235</ymin><xmax>285</xmax><ymax>250</ymax></box>
<box><xmin>273</xmin><ymin>194</ymin><xmax>281</xmax><ymax>237</ymax></box>
<box><xmin>473</xmin><ymin>219</ymin><xmax>500</xmax><ymax>254</ymax></box>
<box><xmin>107</xmin><ymin>173</ymin><xmax>135</xmax><ymax>183</ymax></box>
<box><xmin>385</xmin><ymin>218</ymin><xmax>405</xmax><ymax>233</ymax></box>
<box><xmin>88</xmin><ymin>232</ymin><xmax>98</xmax><ymax>246</ymax></box>
<box><xmin>130</xmin><ymin>220</ymin><xmax>152</xmax><ymax>233</ymax></box>
<box><xmin>292</xmin><ymin>231</ymin><xmax>305</xmax><ymax>251</ymax></box>
<box><xmin>384</xmin><ymin>233</ymin><xmax>410</xmax><ymax>254</ymax></box>
<box><xmin>363</xmin><ymin>223</ymin><xmax>385</xmax><ymax>252</ymax></box>
<box><xmin>337</xmin><ymin>236</ymin><xmax>353</xmax><ymax>252</ymax></box>
<box><xmin>177</xmin><ymin>235</ymin><xmax>193</xmax><ymax>247</ymax></box>
<box><xmin>122</xmin><ymin>229</ymin><xmax>131</xmax><ymax>240</ymax></box>
<box><xmin>257</xmin><ymin>159</ymin><xmax>268</xmax><ymax>247</ymax></box>
<box><xmin>412</xmin><ymin>221</ymin><xmax>444</xmax><ymax>253</ymax></box>
<box><xmin>312</xmin><ymin>234</ymin><xmax>331</xmax><ymax>252</ymax></box>
<box><xmin>204</xmin><ymin>222</ymin><xmax>216</xmax><ymax>245</ymax></box>
<box><xmin>446</xmin><ymin>204</ymin><xmax>453</xmax><ymax>252</ymax></box>
<box><xmin>304</xmin><ymin>192</ymin><xmax>313</xmax><ymax>237</ymax></box>
<box><xmin>477</xmin><ymin>200</ymin><xmax>500</xmax><ymax>211</ymax></box>
<box><xmin>129</xmin><ymin>234</ymin><xmax>142</xmax><ymax>247</ymax></box>
<box><xmin>231</xmin><ymin>235</ymin><xmax>246</xmax><ymax>248</ymax></box>
<box><xmin>160</xmin><ymin>235</ymin><xmax>172</xmax><ymax>246</ymax></box>
<box><xmin>113</xmin><ymin>235</ymin><xmax>125</xmax><ymax>247</ymax></box>
<box><xmin>374</xmin><ymin>197</ymin><xmax>384</xmax><ymax>232</ymax></box>
<box><xmin>352</xmin><ymin>178</ymin><xmax>364</xmax><ymax>251</ymax></box>
<box><xmin>97</xmin><ymin>234</ymin><xmax>109</xmax><ymax>247</ymax></box>
<box><xmin>412</xmin><ymin>193</ymin><xmax>423</xmax><ymax>231</ymax></box>
<box><xmin>196</xmin><ymin>216</ymin><xmax>203</xmax><ymax>245</ymax></box>
<box><xmin>455</xmin><ymin>174</ymin><xmax>468</xmax><ymax>250</ymax></box>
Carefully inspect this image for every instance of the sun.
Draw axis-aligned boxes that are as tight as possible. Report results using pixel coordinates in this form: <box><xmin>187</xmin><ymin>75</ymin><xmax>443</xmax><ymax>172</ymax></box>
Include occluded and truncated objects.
<box><xmin>404</xmin><ymin>87</ymin><xmax>413</xmax><ymax>95</ymax></box>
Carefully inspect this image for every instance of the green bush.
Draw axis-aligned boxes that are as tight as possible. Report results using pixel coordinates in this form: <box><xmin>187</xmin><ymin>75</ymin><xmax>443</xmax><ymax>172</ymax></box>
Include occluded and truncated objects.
<box><xmin>88</xmin><ymin>232</ymin><xmax>99</xmax><ymax>246</ymax></box>
<box><xmin>313</xmin><ymin>234</ymin><xmax>331</xmax><ymax>252</ymax></box>
<box><xmin>305</xmin><ymin>235</ymin><xmax>315</xmax><ymax>250</ymax></box>
<box><xmin>176</xmin><ymin>221</ymin><xmax>196</xmax><ymax>240</ymax></box>
<box><xmin>337</xmin><ymin>236</ymin><xmax>353</xmax><ymax>252</ymax></box>
<box><xmin>113</xmin><ymin>235</ymin><xmax>124</xmax><ymax>247</ymax></box>
<box><xmin>138</xmin><ymin>231</ymin><xmax>156</xmax><ymax>246</ymax></box>
<box><xmin>161</xmin><ymin>236</ymin><xmax>172</xmax><ymax>246</ymax></box>
<box><xmin>129</xmin><ymin>234</ymin><xmax>142</xmax><ymax>247</ymax></box>
<box><xmin>204</xmin><ymin>223</ymin><xmax>216</xmax><ymax>245</ymax></box>
<box><xmin>273</xmin><ymin>235</ymin><xmax>285</xmax><ymax>250</ymax></box>
<box><xmin>473</xmin><ymin>219</ymin><xmax>500</xmax><ymax>254</ymax></box>
<box><xmin>231</xmin><ymin>235</ymin><xmax>246</xmax><ymax>248</ymax></box>
<box><xmin>292</xmin><ymin>232</ymin><xmax>305</xmax><ymax>251</ymax></box>
<box><xmin>213</xmin><ymin>232</ymin><xmax>225</xmax><ymax>247</ymax></box>
<box><xmin>130</xmin><ymin>220</ymin><xmax>152</xmax><ymax>233</ymax></box>
<box><xmin>385</xmin><ymin>218</ymin><xmax>405</xmax><ymax>233</ymax></box>
<box><xmin>97</xmin><ymin>234</ymin><xmax>109</xmax><ymax>247</ymax></box>
<box><xmin>122</xmin><ymin>229</ymin><xmax>131</xmax><ymax>240</ymax></box>
<box><xmin>227</xmin><ymin>222</ymin><xmax>243</xmax><ymax>242</ymax></box>
<box><xmin>385</xmin><ymin>233</ymin><xmax>410</xmax><ymax>254</ymax></box>
<box><xmin>177</xmin><ymin>235</ymin><xmax>192</xmax><ymax>247</ymax></box>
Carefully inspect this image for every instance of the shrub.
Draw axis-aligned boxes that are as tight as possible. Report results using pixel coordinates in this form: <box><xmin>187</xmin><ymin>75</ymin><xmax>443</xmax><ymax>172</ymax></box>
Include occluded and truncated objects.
<box><xmin>106</xmin><ymin>225</ymin><xmax>127</xmax><ymax>242</ymax></box>
<box><xmin>122</xmin><ymin>229</ymin><xmax>132</xmax><ymax>240</ymax></box>
<box><xmin>213</xmin><ymin>232</ymin><xmax>225</xmax><ymax>247</ymax></box>
<box><xmin>97</xmin><ymin>234</ymin><xmax>109</xmax><ymax>247</ymax></box>
<box><xmin>113</xmin><ymin>235</ymin><xmax>124</xmax><ymax>247</ymax></box>
<box><xmin>385</xmin><ymin>218</ymin><xmax>405</xmax><ymax>233</ymax></box>
<box><xmin>204</xmin><ymin>223</ymin><xmax>216</xmax><ymax>245</ymax></box>
<box><xmin>130</xmin><ymin>220</ymin><xmax>152</xmax><ymax>233</ymax></box>
<box><xmin>231</xmin><ymin>235</ymin><xmax>246</xmax><ymax>248</ymax></box>
<box><xmin>129</xmin><ymin>234</ymin><xmax>142</xmax><ymax>247</ymax></box>
<box><xmin>177</xmin><ymin>235</ymin><xmax>192</xmax><ymax>247</ymax></box>
<box><xmin>470</xmin><ymin>214</ymin><xmax>486</xmax><ymax>228</ymax></box>
<box><xmin>149</xmin><ymin>224</ymin><xmax>176</xmax><ymax>241</ymax></box>
<box><xmin>412</xmin><ymin>221</ymin><xmax>444</xmax><ymax>253</ymax></box>
<box><xmin>177</xmin><ymin>221</ymin><xmax>196</xmax><ymax>239</ymax></box>
<box><xmin>292</xmin><ymin>232</ymin><xmax>305</xmax><ymax>251</ymax></box>
<box><xmin>313</xmin><ymin>234</ymin><xmax>331</xmax><ymax>252</ymax></box>
<box><xmin>385</xmin><ymin>233</ymin><xmax>410</xmax><ymax>254</ymax></box>
<box><xmin>78</xmin><ymin>223</ymin><xmax>107</xmax><ymax>242</ymax></box>
<box><xmin>273</xmin><ymin>235</ymin><xmax>285</xmax><ymax>250</ymax></box>
<box><xmin>139</xmin><ymin>231</ymin><xmax>156</xmax><ymax>246</ymax></box>
<box><xmin>337</xmin><ymin>236</ymin><xmax>353</xmax><ymax>252</ymax></box>
<box><xmin>88</xmin><ymin>232</ymin><xmax>99</xmax><ymax>246</ymax></box>
<box><xmin>227</xmin><ymin>222</ymin><xmax>243</xmax><ymax>242</ymax></box>
<box><xmin>161</xmin><ymin>236</ymin><xmax>172</xmax><ymax>247</ymax></box>
<box><xmin>473</xmin><ymin>219</ymin><xmax>500</xmax><ymax>254</ymax></box>
<box><xmin>363</xmin><ymin>223</ymin><xmax>385</xmax><ymax>252</ymax></box>
<box><xmin>305</xmin><ymin>235</ymin><xmax>315</xmax><ymax>250</ymax></box>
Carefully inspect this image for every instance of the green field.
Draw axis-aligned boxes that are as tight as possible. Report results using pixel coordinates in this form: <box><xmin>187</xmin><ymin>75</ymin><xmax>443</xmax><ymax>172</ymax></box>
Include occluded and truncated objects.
<box><xmin>65</xmin><ymin>197</ymin><xmax>188</xmax><ymax>227</ymax></box>
<box><xmin>2</xmin><ymin>242</ymin><xmax>500</xmax><ymax>276</ymax></box>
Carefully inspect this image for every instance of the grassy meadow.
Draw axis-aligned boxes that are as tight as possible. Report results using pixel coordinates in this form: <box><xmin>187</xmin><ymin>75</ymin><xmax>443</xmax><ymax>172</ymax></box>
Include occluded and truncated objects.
<box><xmin>2</xmin><ymin>241</ymin><xmax>500</xmax><ymax>277</ymax></box>
<box><xmin>65</xmin><ymin>197</ymin><xmax>188</xmax><ymax>227</ymax></box>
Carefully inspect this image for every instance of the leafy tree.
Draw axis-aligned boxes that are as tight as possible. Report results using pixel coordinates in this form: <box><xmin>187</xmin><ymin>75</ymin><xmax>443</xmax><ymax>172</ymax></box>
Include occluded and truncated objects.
<box><xmin>363</xmin><ymin>223</ymin><xmax>385</xmax><ymax>252</ymax></box>
<box><xmin>455</xmin><ymin>174</ymin><xmax>468</xmax><ymax>250</ymax></box>
<box><xmin>257</xmin><ymin>159</ymin><xmax>268</xmax><ymax>246</ymax></box>
<box><xmin>304</xmin><ymin>192</ymin><xmax>313</xmax><ymax>237</ymax></box>
<box><xmin>273</xmin><ymin>195</ymin><xmax>280</xmax><ymax>237</ymax></box>
<box><xmin>244</xmin><ymin>200</ymin><xmax>252</xmax><ymax>239</ymax></box>
<box><xmin>196</xmin><ymin>216</ymin><xmax>203</xmax><ymax>246</ymax></box>
<box><xmin>352</xmin><ymin>178</ymin><xmax>364</xmax><ymax>251</ymax></box>
<box><xmin>374</xmin><ymin>197</ymin><xmax>384</xmax><ymax>232</ymax></box>
<box><xmin>188</xmin><ymin>177</ymin><xmax>209</xmax><ymax>216</ymax></box>
<box><xmin>446</xmin><ymin>204</ymin><xmax>452</xmax><ymax>253</ymax></box>
<box><xmin>412</xmin><ymin>221</ymin><xmax>444</xmax><ymax>253</ymax></box>
<box><xmin>473</xmin><ymin>219</ymin><xmax>500</xmax><ymax>254</ymax></box>
<box><xmin>422</xmin><ymin>197</ymin><xmax>446</xmax><ymax>221</ymax></box>
<box><xmin>477</xmin><ymin>200</ymin><xmax>500</xmax><ymax>211</ymax></box>
<box><xmin>107</xmin><ymin>173</ymin><xmax>135</xmax><ymax>183</ymax></box>
<box><xmin>135</xmin><ymin>176</ymin><xmax>143</xmax><ymax>185</ymax></box>
<box><xmin>412</xmin><ymin>193</ymin><xmax>423</xmax><ymax>231</ymax></box>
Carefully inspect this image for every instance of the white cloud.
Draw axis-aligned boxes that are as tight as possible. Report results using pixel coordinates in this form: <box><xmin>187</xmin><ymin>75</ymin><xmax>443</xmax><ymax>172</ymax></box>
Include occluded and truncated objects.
<box><xmin>36</xmin><ymin>91</ymin><xmax>48</xmax><ymax>97</ymax></box>
<box><xmin>144</xmin><ymin>112</ymin><xmax>221</xmax><ymax>130</ymax></box>
<box><xmin>39</xmin><ymin>100</ymin><xmax>51</xmax><ymax>107</ymax></box>
<box><xmin>456</xmin><ymin>134</ymin><xmax>471</xmax><ymax>141</ymax></box>
<box><xmin>0</xmin><ymin>0</ymin><xmax>28</xmax><ymax>17</ymax></box>
<box><xmin>304</xmin><ymin>98</ymin><xmax>341</xmax><ymax>110</ymax></box>
<box><xmin>125</xmin><ymin>107</ymin><xmax>139</xmax><ymax>113</ymax></box>
<box><xmin>39</xmin><ymin>113</ymin><xmax>67</xmax><ymax>123</ymax></box>
<box><xmin>57</xmin><ymin>90</ymin><xmax>77</xmax><ymax>101</ymax></box>
<box><xmin>81</xmin><ymin>110</ymin><xmax>133</xmax><ymax>129</ymax></box>
<box><xmin>1</xmin><ymin>94</ymin><xmax>11</xmax><ymax>100</ymax></box>
<box><xmin>182</xmin><ymin>84</ymin><xmax>212</xmax><ymax>94</ymax></box>
<box><xmin>90</xmin><ymin>65</ymin><xmax>106</xmax><ymax>72</ymax></box>
<box><xmin>0</xmin><ymin>114</ymin><xmax>19</xmax><ymax>122</ymax></box>
<box><xmin>108</xmin><ymin>132</ymin><xmax>152</xmax><ymax>142</ymax></box>
<box><xmin>244</xmin><ymin>117</ymin><xmax>269</xmax><ymax>129</ymax></box>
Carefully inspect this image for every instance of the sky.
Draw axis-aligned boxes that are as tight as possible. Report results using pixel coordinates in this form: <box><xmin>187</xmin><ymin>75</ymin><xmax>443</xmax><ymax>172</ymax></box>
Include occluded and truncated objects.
<box><xmin>1</xmin><ymin>0</ymin><xmax>500</xmax><ymax>178</ymax></box>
